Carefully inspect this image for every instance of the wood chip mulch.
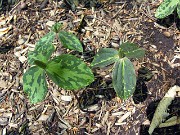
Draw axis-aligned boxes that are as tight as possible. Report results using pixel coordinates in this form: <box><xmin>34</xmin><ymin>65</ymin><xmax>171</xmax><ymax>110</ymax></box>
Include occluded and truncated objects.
<box><xmin>0</xmin><ymin>0</ymin><xmax>180</xmax><ymax>135</ymax></box>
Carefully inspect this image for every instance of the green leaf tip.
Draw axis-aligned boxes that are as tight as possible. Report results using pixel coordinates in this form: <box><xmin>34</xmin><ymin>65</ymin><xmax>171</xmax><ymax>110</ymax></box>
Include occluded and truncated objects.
<box><xmin>51</xmin><ymin>22</ymin><xmax>63</xmax><ymax>33</ymax></box>
<box><xmin>58</xmin><ymin>31</ymin><xmax>83</xmax><ymax>52</ymax></box>
<box><xmin>23</xmin><ymin>66</ymin><xmax>48</xmax><ymax>104</ymax></box>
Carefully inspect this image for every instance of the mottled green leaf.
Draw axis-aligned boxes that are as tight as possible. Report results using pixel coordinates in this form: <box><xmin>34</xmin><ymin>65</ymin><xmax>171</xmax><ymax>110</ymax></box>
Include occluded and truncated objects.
<box><xmin>177</xmin><ymin>3</ymin><xmax>180</xmax><ymax>18</ymax></box>
<box><xmin>58</xmin><ymin>31</ymin><xmax>83</xmax><ymax>52</ymax></box>
<box><xmin>119</xmin><ymin>42</ymin><xmax>145</xmax><ymax>59</ymax></box>
<box><xmin>28</xmin><ymin>50</ymin><xmax>50</xmax><ymax>66</ymax></box>
<box><xmin>155</xmin><ymin>0</ymin><xmax>179</xmax><ymax>19</ymax></box>
<box><xmin>28</xmin><ymin>32</ymin><xmax>55</xmax><ymax>65</ymax></box>
<box><xmin>91</xmin><ymin>48</ymin><xmax>119</xmax><ymax>68</ymax></box>
<box><xmin>23</xmin><ymin>66</ymin><xmax>48</xmax><ymax>104</ymax></box>
<box><xmin>51</xmin><ymin>22</ymin><xmax>63</xmax><ymax>33</ymax></box>
<box><xmin>112</xmin><ymin>57</ymin><xmax>136</xmax><ymax>99</ymax></box>
<box><xmin>46</xmin><ymin>54</ymin><xmax>94</xmax><ymax>90</ymax></box>
<box><xmin>35</xmin><ymin>32</ymin><xmax>55</xmax><ymax>50</ymax></box>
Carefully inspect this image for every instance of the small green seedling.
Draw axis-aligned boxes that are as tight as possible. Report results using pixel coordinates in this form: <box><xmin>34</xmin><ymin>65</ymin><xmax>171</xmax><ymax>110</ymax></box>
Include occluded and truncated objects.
<box><xmin>91</xmin><ymin>42</ymin><xmax>145</xmax><ymax>99</ymax></box>
<box><xmin>155</xmin><ymin>0</ymin><xmax>180</xmax><ymax>19</ymax></box>
<box><xmin>23</xmin><ymin>23</ymin><xmax>94</xmax><ymax>104</ymax></box>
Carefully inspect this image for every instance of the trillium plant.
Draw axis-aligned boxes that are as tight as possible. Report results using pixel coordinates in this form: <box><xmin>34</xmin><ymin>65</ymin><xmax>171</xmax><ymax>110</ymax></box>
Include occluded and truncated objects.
<box><xmin>91</xmin><ymin>42</ymin><xmax>145</xmax><ymax>99</ymax></box>
<box><xmin>155</xmin><ymin>0</ymin><xmax>180</xmax><ymax>19</ymax></box>
<box><xmin>23</xmin><ymin>23</ymin><xmax>94</xmax><ymax>104</ymax></box>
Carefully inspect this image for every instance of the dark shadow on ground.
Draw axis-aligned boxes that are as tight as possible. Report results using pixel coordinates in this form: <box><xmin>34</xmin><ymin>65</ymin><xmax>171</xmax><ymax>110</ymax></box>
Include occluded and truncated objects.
<box><xmin>133</xmin><ymin>67</ymin><xmax>153</xmax><ymax>104</ymax></box>
<box><xmin>79</xmin><ymin>76</ymin><xmax>116</xmax><ymax>109</ymax></box>
<box><xmin>0</xmin><ymin>45</ymin><xmax>14</xmax><ymax>54</ymax></box>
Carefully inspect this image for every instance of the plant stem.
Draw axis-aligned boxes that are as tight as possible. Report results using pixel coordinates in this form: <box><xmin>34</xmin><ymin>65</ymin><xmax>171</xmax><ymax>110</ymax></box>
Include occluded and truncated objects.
<box><xmin>34</xmin><ymin>60</ymin><xmax>47</xmax><ymax>69</ymax></box>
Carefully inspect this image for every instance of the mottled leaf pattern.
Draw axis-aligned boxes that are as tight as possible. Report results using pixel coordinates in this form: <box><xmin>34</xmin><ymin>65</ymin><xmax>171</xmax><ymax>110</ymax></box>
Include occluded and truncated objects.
<box><xmin>91</xmin><ymin>48</ymin><xmax>119</xmax><ymax>68</ymax></box>
<box><xmin>119</xmin><ymin>42</ymin><xmax>145</xmax><ymax>59</ymax></box>
<box><xmin>155</xmin><ymin>0</ymin><xmax>179</xmax><ymax>19</ymax></box>
<box><xmin>177</xmin><ymin>3</ymin><xmax>180</xmax><ymax>18</ymax></box>
<box><xmin>23</xmin><ymin>23</ymin><xmax>95</xmax><ymax>104</ymax></box>
<box><xmin>35</xmin><ymin>32</ymin><xmax>55</xmax><ymax>49</ymax></box>
<box><xmin>28</xmin><ymin>48</ymin><xmax>53</xmax><ymax>66</ymax></box>
<box><xmin>28</xmin><ymin>32</ymin><xmax>55</xmax><ymax>66</ymax></box>
<box><xmin>23</xmin><ymin>66</ymin><xmax>48</xmax><ymax>104</ymax></box>
<box><xmin>58</xmin><ymin>31</ymin><xmax>83</xmax><ymax>52</ymax></box>
<box><xmin>112</xmin><ymin>57</ymin><xmax>136</xmax><ymax>99</ymax></box>
<box><xmin>46</xmin><ymin>54</ymin><xmax>94</xmax><ymax>90</ymax></box>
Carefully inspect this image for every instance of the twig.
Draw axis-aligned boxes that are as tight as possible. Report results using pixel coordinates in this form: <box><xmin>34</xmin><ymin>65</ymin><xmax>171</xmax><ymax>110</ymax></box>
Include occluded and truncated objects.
<box><xmin>111</xmin><ymin>3</ymin><xmax>126</xmax><ymax>19</ymax></box>
<box><xmin>9</xmin><ymin>0</ymin><xmax>21</xmax><ymax>15</ymax></box>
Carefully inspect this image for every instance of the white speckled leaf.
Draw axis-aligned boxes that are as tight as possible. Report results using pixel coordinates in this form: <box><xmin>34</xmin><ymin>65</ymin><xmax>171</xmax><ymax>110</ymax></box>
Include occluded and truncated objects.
<box><xmin>155</xmin><ymin>0</ymin><xmax>179</xmax><ymax>19</ymax></box>
<box><xmin>112</xmin><ymin>57</ymin><xmax>136</xmax><ymax>99</ymax></box>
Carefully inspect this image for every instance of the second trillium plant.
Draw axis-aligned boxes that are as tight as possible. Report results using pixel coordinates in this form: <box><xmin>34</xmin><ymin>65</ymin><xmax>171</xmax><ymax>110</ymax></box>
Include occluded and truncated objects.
<box><xmin>155</xmin><ymin>0</ymin><xmax>180</xmax><ymax>19</ymax></box>
<box><xmin>91</xmin><ymin>42</ymin><xmax>145</xmax><ymax>99</ymax></box>
<box><xmin>23</xmin><ymin>23</ymin><xmax>94</xmax><ymax>104</ymax></box>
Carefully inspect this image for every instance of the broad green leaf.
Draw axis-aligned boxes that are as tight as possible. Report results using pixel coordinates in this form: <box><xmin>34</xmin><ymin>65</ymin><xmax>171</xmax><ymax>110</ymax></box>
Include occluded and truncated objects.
<box><xmin>28</xmin><ymin>32</ymin><xmax>55</xmax><ymax>65</ymax></box>
<box><xmin>112</xmin><ymin>57</ymin><xmax>136</xmax><ymax>99</ymax></box>
<box><xmin>177</xmin><ymin>3</ymin><xmax>180</xmax><ymax>18</ymax></box>
<box><xmin>46</xmin><ymin>54</ymin><xmax>94</xmax><ymax>90</ymax></box>
<box><xmin>51</xmin><ymin>22</ymin><xmax>63</xmax><ymax>33</ymax></box>
<box><xmin>155</xmin><ymin>0</ymin><xmax>179</xmax><ymax>19</ymax></box>
<box><xmin>58</xmin><ymin>31</ymin><xmax>83</xmax><ymax>52</ymax></box>
<box><xmin>119</xmin><ymin>42</ymin><xmax>145</xmax><ymax>59</ymax></box>
<box><xmin>91</xmin><ymin>48</ymin><xmax>119</xmax><ymax>68</ymax></box>
<box><xmin>23</xmin><ymin>66</ymin><xmax>48</xmax><ymax>104</ymax></box>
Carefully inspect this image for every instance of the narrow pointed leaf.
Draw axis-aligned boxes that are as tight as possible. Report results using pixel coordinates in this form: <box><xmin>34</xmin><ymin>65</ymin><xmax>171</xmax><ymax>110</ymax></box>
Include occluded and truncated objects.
<box><xmin>58</xmin><ymin>31</ymin><xmax>83</xmax><ymax>52</ymax></box>
<box><xmin>155</xmin><ymin>0</ymin><xmax>179</xmax><ymax>19</ymax></box>
<box><xmin>23</xmin><ymin>66</ymin><xmax>48</xmax><ymax>104</ymax></box>
<box><xmin>91</xmin><ymin>48</ymin><xmax>119</xmax><ymax>68</ymax></box>
<box><xmin>177</xmin><ymin>3</ymin><xmax>180</xmax><ymax>18</ymax></box>
<box><xmin>28</xmin><ymin>32</ymin><xmax>55</xmax><ymax>65</ymax></box>
<box><xmin>46</xmin><ymin>54</ymin><xmax>94</xmax><ymax>90</ymax></box>
<box><xmin>112</xmin><ymin>57</ymin><xmax>136</xmax><ymax>99</ymax></box>
<box><xmin>119</xmin><ymin>42</ymin><xmax>145</xmax><ymax>59</ymax></box>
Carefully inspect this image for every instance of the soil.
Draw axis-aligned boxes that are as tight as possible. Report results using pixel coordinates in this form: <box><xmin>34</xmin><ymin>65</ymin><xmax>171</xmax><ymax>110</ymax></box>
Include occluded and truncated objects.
<box><xmin>0</xmin><ymin>0</ymin><xmax>180</xmax><ymax>135</ymax></box>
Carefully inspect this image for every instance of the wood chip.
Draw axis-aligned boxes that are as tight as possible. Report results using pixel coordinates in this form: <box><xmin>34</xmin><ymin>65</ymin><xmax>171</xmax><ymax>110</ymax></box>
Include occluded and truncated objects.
<box><xmin>117</xmin><ymin>112</ymin><xmax>131</xmax><ymax>123</ymax></box>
